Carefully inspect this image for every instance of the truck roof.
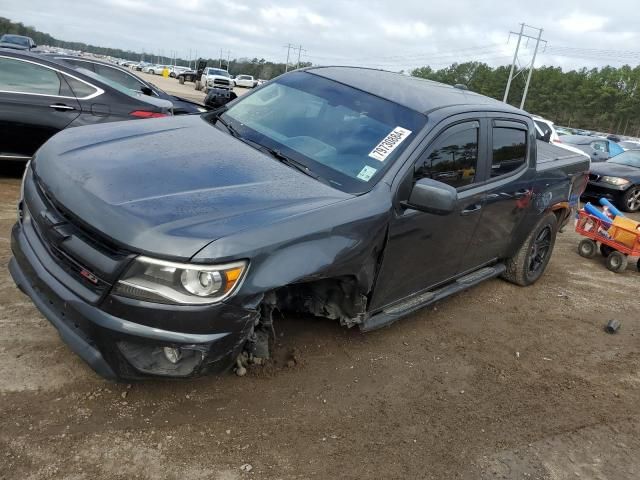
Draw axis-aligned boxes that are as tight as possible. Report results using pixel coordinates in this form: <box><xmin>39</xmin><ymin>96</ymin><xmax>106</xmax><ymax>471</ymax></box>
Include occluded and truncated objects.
<box><xmin>306</xmin><ymin>66</ymin><xmax>524</xmax><ymax>116</ymax></box>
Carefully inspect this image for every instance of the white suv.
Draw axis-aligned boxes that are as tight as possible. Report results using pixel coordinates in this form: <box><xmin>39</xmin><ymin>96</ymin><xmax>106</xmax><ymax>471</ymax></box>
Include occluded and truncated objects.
<box><xmin>234</xmin><ymin>74</ymin><xmax>257</xmax><ymax>88</ymax></box>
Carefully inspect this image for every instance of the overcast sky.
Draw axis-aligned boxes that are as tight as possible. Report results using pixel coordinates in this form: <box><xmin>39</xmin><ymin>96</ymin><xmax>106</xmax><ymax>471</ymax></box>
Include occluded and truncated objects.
<box><xmin>2</xmin><ymin>0</ymin><xmax>639</xmax><ymax>71</ymax></box>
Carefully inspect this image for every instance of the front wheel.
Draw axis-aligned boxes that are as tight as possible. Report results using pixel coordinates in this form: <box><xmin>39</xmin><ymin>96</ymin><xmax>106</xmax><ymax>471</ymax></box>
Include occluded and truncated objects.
<box><xmin>606</xmin><ymin>251</ymin><xmax>628</xmax><ymax>273</ymax></box>
<box><xmin>502</xmin><ymin>212</ymin><xmax>558</xmax><ymax>286</ymax></box>
<box><xmin>621</xmin><ymin>186</ymin><xmax>640</xmax><ymax>212</ymax></box>
<box><xmin>149</xmin><ymin>69</ymin><xmax>155</xmax><ymax>75</ymax></box>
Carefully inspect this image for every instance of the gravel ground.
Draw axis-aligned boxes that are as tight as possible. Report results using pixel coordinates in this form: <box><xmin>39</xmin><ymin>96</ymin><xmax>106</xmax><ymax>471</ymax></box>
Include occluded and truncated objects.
<box><xmin>0</xmin><ymin>159</ymin><xmax>639</xmax><ymax>479</ymax></box>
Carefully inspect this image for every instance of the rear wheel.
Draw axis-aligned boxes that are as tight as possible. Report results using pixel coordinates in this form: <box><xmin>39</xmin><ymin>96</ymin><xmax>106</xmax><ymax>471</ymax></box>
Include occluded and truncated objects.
<box><xmin>149</xmin><ymin>69</ymin><xmax>155</xmax><ymax>75</ymax></box>
<box><xmin>169</xmin><ymin>72</ymin><xmax>176</xmax><ymax>78</ymax></box>
<box><xmin>606</xmin><ymin>251</ymin><xmax>628</xmax><ymax>273</ymax></box>
<box><xmin>621</xmin><ymin>186</ymin><xmax>640</xmax><ymax>212</ymax></box>
<box><xmin>578</xmin><ymin>239</ymin><xmax>597</xmax><ymax>258</ymax></box>
<box><xmin>502</xmin><ymin>212</ymin><xmax>558</xmax><ymax>286</ymax></box>
<box><xmin>179</xmin><ymin>76</ymin><xmax>185</xmax><ymax>84</ymax></box>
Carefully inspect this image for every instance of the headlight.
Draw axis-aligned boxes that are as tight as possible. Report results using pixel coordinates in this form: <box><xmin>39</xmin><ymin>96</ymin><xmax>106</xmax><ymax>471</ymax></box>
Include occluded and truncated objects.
<box><xmin>113</xmin><ymin>256</ymin><xmax>247</xmax><ymax>305</ymax></box>
<box><xmin>601</xmin><ymin>176</ymin><xmax>630</xmax><ymax>186</ymax></box>
<box><xmin>17</xmin><ymin>160</ymin><xmax>31</xmax><ymax>220</ymax></box>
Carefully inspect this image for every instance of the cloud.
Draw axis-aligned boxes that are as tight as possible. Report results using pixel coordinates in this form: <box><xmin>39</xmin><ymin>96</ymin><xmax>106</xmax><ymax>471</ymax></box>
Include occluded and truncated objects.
<box><xmin>1</xmin><ymin>0</ymin><xmax>638</xmax><ymax>71</ymax></box>
<box><xmin>558</xmin><ymin>13</ymin><xmax>608</xmax><ymax>33</ymax></box>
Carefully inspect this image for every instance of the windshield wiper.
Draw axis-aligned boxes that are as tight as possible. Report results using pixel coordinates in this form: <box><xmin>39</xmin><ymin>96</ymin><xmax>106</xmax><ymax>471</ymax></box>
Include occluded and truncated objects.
<box><xmin>212</xmin><ymin>109</ymin><xmax>242</xmax><ymax>138</ymax></box>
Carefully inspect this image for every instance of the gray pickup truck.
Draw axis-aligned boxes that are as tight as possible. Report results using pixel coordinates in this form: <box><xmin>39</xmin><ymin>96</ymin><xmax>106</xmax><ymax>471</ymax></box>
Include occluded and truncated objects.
<box><xmin>10</xmin><ymin>67</ymin><xmax>590</xmax><ymax>380</ymax></box>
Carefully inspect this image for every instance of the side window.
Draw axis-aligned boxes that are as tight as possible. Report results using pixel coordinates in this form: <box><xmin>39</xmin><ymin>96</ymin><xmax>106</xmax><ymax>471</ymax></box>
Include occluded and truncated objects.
<box><xmin>591</xmin><ymin>141</ymin><xmax>607</xmax><ymax>152</ymax></box>
<box><xmin>0</xmin><ymin>57</ymin><xmax>61</xmax><ymax>95</ymax></box>
<box><xmin>94</xmin><ymin>64</ymin><xmax>144</xmax><ymax>91</ymax></box>
<box><xmin>63</xmin><ymin>75</ymin><xmax>98</xmax><ymax>99</ymax></box>
<box><xmin>491</xmin><ymin>127</ymin><xmax>527</xmax><ymax>177</ymax></box>
<box><xmin>415</xmin><ymin>122</ymin><xmax>479</xmax><ymax>189</ymax></box>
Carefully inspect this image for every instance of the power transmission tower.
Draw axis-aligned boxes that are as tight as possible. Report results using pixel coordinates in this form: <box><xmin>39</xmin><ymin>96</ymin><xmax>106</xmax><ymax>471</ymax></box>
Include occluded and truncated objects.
<box><xmin>503</xmin><ymin>23</ymin><xmax>547</xmax><ymax>109</ymax></box>
<box><xmin>295</xmin><ymin>45</ymin><xmax>306</xmax><ymax>69</ymax></box>
<box><xmin>284</xmin><ymin>44</ymin><xmax>294</xmax><ymax>72</ymax></box>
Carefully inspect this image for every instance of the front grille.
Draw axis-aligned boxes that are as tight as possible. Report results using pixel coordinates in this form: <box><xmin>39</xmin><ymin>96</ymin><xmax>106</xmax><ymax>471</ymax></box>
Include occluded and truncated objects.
<box><xmin>589</xmin><ymin>173</ymin><xmax>601</xmax><ymax>182</ymax></box>
<box><xmin>26</xmin><ymin>175</ymin><xmax>132</xmax><ymax>296</ymax></box>
<box><xmin>213</xmin><ymin>78</ymin><xmax>230</xmax><ymax>86</ymax></box>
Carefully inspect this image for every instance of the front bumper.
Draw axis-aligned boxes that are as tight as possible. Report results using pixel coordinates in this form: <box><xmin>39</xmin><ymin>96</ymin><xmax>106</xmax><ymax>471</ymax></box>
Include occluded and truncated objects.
<box><xmin>9</xmin><ymin>222</ymin><xmax>259</xmax><ymax>380</ymax></box>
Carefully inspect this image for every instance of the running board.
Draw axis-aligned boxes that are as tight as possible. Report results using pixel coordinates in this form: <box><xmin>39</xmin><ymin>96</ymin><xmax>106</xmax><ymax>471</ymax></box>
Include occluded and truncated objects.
<box><xmin>360</xmin><ymin>264</ymin><xmax>506</xmax><ymax>332</ymax></box>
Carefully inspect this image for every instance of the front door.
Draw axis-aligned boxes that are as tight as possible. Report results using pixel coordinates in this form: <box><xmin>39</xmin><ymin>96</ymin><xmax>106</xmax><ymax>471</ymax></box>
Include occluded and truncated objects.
<box><xmin>370</xmin><ymin>118</ymin><xmax>489</xmax><ymax>310</ymax></box>
<box><xmin>0</xmin><ymin>55</ymin><xmax>80</xmax><ymax>159</ymax></box>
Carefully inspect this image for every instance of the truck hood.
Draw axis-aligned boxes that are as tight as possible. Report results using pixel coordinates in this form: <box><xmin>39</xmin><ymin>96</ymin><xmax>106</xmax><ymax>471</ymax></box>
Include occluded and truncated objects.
<box><xmin>33</xmin><ymin>115</ymin><xmax>351</xmax><ymax>259</ymax></box>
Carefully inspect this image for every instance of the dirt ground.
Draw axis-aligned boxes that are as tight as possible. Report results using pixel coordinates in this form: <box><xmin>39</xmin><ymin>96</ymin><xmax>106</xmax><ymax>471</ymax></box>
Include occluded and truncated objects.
<box><xmin>0</xmin><ymin>160</ymin><xmax>639</xmax><ymax>480</ymax></box>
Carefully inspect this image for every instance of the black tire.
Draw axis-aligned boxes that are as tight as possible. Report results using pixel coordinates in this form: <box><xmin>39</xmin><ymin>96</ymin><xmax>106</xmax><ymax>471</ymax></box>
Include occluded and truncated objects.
<box><xmin>502</xmin><ymin>212</ymin><xmax>558</xmax><ymax>286</ymax></box>
<box><xmin>605</xmin><ymin>251</ymin><xmax>628</xmax><ymax>273</ymax></box>
<box><xmin>578</xmin><ymin>239</ymin><xmax>597</xmax><ymax>258</ymax></box>
<box><xmin>620</xmin><ymin>186</ymin><xmax>640</xmax><ymax>212</ymax></box>
<box><xmin>600</xmin><ymin>244</ymin><xmax>614</xmax><ymax>257</ymax></box>
<box><xmin>195</xmin><ymin>80</ymin><xmax>202</xmax><ymax>91</ymax></box>
<box><xmin>149</xmin><ymin>69</ymin><xmax>155</xmax><ymax>75</ymax></box>
<box><xmin>178</xmin><ymin>76</ymin><xmax>185</xmax><ymax>84</ymax></box>
<box><xmin>169</xmin><ymin>72</ymin><xmax>176</xmax><ymax>78</ymax></box>
<box><xmin>637</xmin><ymin>258</ymin><xmax>640</xmax><ymax>272</ymax></box>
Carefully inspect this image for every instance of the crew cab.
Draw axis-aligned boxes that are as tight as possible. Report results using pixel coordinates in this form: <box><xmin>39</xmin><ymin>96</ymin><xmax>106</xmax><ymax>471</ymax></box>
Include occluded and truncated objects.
<box><xmin>9</xmin><ymin>67</ymin><xmax>590</xmax><ymax>380</ymax></box>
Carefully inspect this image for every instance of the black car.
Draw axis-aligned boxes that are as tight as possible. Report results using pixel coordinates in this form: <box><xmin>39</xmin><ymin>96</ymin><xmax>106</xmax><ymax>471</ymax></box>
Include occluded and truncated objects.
<box><xmin>0</xmin><ymin>48</ymin><xmax>173</xmax><ymax>161</ymax></box>
<box><xmin>0</xmin><ymin>34</ymin><xmax>36</xmax><ymax>51</ymax></box>
<box><xmin>9</xmin><ymin>67</ymin><xmax>589</xmax><ymax>380</ymax></box>
<box><xmin>583</xmin><ymin>150</ymin><xmax>640</xmax><ymax>212</ymax></box>
<box><xmin>47</xmin><ymin>56</ymin><xmax>207</xmax><ymax>115</ymax></box>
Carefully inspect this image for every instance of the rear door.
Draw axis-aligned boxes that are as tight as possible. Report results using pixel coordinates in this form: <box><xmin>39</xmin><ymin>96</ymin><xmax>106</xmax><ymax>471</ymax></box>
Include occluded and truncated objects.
<box><xmin>463</xmin><ymin>118</ymin><xmax>532</xmax><ymax>267</ymax></box>
<box><xmin>0</xmin><ymin>55</ymin><xmax>81</xmax><ymax>159</ymax></box>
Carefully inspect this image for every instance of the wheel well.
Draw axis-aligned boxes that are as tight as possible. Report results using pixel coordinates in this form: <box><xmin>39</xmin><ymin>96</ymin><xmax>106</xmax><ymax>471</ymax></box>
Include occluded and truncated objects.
<box><xmin>269</xmin><ymin>276</ymin><xmax>367</xmax><ymax>328</ymax></box>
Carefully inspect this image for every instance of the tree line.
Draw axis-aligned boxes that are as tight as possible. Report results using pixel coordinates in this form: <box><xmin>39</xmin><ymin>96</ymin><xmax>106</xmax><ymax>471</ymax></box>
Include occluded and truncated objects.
<box><xmin>412</xmin><ymin>62</ymin><xmax>640</xmax><ymax>136</ymax></box>
<box><xmin>0</xmin><ymin>17</ymin><xmax>309</xmax><ymax>80</ymax></box>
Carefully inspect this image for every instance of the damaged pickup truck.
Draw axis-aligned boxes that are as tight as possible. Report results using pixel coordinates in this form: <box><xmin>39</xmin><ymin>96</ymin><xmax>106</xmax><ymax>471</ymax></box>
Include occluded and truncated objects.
<box><xmin>10</xmin><ymin>67</ymin><xmax>590</xmax><ymax>380</ymax></box>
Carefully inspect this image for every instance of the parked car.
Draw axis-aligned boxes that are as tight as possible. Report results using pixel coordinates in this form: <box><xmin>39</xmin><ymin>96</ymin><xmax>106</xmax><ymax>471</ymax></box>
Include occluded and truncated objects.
<box><xmin>142</xmin><ymin>64</ymin><xmax>169</xmax><ymax>75</ymax></box>
<box><xmin>558</xmin><ymin>135</ymin><xmax>624</xmax><ymax>162</ymax></box>
<box><xmin>0</xmin><ymin>34</ymin><xmax>37</xmax><ymax>51</ymax></box>
<box><xmin>200</xmin><ymin>67</ymin><xmax>233</xmax><ymax>92</ymax></box>
<box><xmin>618</xmin><ymin>140</ymin><xmax>640</xmax><ymax>151</ymax></box>
<box><xmin>48</xmin><ymin>55</ymin><xmax>207</xmax><ymax>114</ymax></box>
<box><xmin>168</xmin><ymin>66</ymin><xmax>189</xmax><ymax>78</ymax></box>
<box><xmin>204</xmin><ymin>87</ymin><xmax>237</xmax><ymax>108</ymax></box>
<box><xmin>9</xmin><ymin>66</ymin><xmax>589</xmax><ymax>380</ymax></box>
<box><xmin>177</xmin><ymin>69</ymin><xmax>197</xmax><ymax>83</ymax></box>
<box><xmin>133</xmin><ymin>62</ymin><xmax>150</xmax><ymax>71</ymax></box>
<box><xmin>234</xmin><ymin>74</ymin><xmax>258</xmax><ymax>88</ymax></box>
<box><xmin>533</xmin><ymin>116</ymin><xmax>590</xmax><ymax>158</ymax></box>
<box><xmin>583</xmin><ymin>150</ymin><xmax>640</xmax><ymax>212</ymax></box>
<box><xmin>0</xmin><ymin>48</ymin><xmax>173</xmax><ymax>161</ymax></box>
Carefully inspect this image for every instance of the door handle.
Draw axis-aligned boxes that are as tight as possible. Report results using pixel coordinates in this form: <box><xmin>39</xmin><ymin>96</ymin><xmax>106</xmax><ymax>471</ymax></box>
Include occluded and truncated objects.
<box><xmin>513</xmin><ymin>189</ymin><xmax>530</xmax><ymax>199</ymax></box>
<box><xmin>461</xmin><ymin>203</ymin><xmax>482</xmax><ymax>215</ymax></box>
<box><xmin>49</xmin><ymin>104</ymin><xmax>75</xmax><ymax>111</ymax></box>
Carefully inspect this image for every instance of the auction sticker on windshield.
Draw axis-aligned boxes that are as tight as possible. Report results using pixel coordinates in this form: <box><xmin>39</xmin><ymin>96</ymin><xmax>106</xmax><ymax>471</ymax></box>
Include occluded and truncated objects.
<box><xmin>368</xmin><ymin>127</ymin><xmax>412</xmax><ymax>162</ymax></box>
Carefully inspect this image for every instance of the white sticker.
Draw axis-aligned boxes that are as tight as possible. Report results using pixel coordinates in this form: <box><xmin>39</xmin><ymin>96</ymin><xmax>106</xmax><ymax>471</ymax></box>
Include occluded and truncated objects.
<box><xmin>368</xmin><ymin>126</ymin><xmax>413</xmax><ymax>162</ymax></box>
<box><xmin>357</xmin><ymin>165</ymin><xmax>378</xmax><ymax>182</ymax></box>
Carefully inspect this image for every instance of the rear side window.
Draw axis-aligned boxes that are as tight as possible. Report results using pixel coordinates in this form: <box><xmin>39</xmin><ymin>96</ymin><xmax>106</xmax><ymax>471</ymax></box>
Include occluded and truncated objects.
<box><xmin>0</xmin><ymin>57</ymin><xmax>61</xmax><ymax>95</ymax></box>
<box><xmin>94</xmin><ymin>64</ymin><xmax>144</xmax><ymax>91</ymax></box>
<box><xmin>591</xmin><ymin>141</ymin><xmax>608</xmax><ymax>152</ymax></box>
<box><xmin>415</xmin><ymin>121</ymin><xmax>479</xmax><ymax>189</ymax></box>
<box><xmin>63</xmin><ymin>75</ymin><xmax>98</xmax><ymax>98</ymax></box>
<box><xmin>491</xmin><ymin>127</ymin><xmax>527</xmax><ymax>177</ymax></box>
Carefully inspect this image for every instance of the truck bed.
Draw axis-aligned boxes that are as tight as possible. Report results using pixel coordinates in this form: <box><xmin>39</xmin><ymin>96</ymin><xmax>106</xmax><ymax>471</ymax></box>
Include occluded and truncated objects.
<box><xmin>536</xmin><ymin>140</ymin><xmax>590</xmax><ymax>173</ymax></box>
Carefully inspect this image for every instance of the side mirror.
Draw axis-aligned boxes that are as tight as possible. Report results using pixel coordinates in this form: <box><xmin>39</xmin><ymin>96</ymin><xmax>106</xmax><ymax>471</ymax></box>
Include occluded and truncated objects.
<box><xmin>403</xmin><ymin>178</ymin><xmax>457</xmax><ymax>215</ymax></box>
<box><xmin>140</xmin><ymin>86</ymin><xmax>153</xmax><ymax>96</ymax></box>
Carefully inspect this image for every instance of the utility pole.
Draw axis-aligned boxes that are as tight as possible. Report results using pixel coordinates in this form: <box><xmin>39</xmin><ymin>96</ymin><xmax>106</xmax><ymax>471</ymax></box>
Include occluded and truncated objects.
<box><xmin>503</xmin><ymin>23</ymin><xmax>547</xmax><ymax>109</ymax></box>
<box><xmin>219</xmin><ymin>49</ymin><xmax>223</xmax><ymax>68</ymax></box>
